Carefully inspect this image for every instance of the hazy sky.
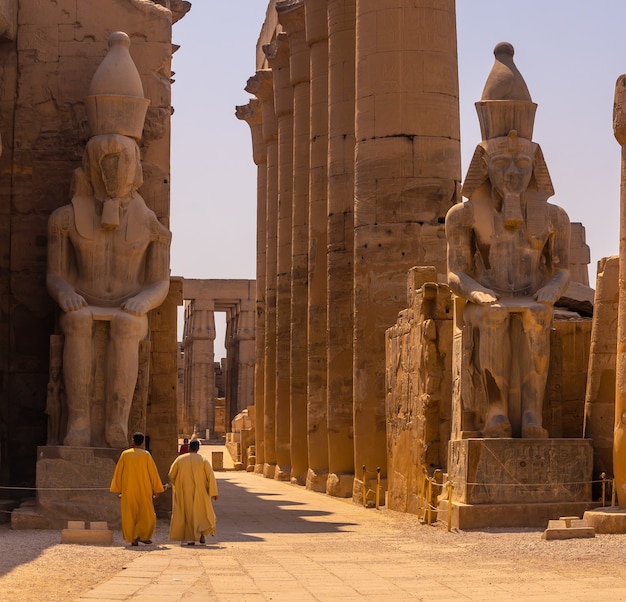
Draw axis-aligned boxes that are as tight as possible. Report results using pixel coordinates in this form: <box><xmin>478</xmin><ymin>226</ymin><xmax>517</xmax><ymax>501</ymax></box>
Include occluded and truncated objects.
<box><xmin>170</xmin><ymin>1</ymin><xmax>626</xmax><ymax>353</ymax></box>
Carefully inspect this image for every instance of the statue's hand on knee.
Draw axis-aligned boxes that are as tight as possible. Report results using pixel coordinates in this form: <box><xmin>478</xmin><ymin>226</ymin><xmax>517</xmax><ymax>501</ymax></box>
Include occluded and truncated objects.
<box><xmin>468</xmin><ymin>288</ymin><xmax>498</xmax><ymax>305</ymax></box>
<box><xmin>121</xmin><ymin>294</ymin><xmax>151</xmax><ymax>316</ymax></box>
<box><xmin>58</xmin><ymin>291</ymin><xmax>88</xmax><ymax>313</ymax></box>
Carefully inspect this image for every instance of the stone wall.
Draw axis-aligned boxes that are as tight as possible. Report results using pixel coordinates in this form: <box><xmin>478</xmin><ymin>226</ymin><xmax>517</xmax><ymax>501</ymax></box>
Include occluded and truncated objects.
<box><xmin>0</xmin><ymin>0</ymin><xmax>183</xmax><ymax>493</ymax></box>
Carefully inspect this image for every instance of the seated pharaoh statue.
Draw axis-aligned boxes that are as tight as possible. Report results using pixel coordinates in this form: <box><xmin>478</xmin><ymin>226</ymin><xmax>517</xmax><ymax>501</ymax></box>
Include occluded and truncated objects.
<box><xmin>445</xmin><ymin>42</ymin><xmax>570</xmax><ymax>439</ymax></box>
<box><xmin>46</xmin><ymin>32</ymin><xmax>171</xmax><ymax>448</ymax></box>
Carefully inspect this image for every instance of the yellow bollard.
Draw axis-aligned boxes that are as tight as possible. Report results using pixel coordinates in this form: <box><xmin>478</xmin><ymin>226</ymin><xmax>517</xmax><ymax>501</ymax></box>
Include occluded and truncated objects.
<box><xmin>427</xmin><ymin>477</ymin><xmax>433</xmax><ymax>525</ymax></box>
<box><xmin>376</xmin><ymin>467</ymin><xmax>381</xmax><ymax>510</ymax></box>
<box><xmin>447</xmin><ymin>481</ymin><xmax>453</xmax><ymax>532</ymax></box>
<box><xmin>362</xmin><ymin>465</ymin><xmax>367</xmax><ymax>508</ymax></box>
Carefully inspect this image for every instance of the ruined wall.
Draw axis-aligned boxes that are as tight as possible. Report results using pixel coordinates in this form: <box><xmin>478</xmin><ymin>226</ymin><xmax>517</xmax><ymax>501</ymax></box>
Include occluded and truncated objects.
<box><xmin>0</xmin><ymin>0</ymin><xmax>182</xmax><ymax>489</ymax></box>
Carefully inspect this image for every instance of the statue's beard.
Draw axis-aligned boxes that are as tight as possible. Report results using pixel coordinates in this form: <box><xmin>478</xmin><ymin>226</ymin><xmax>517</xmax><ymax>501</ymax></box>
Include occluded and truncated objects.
<box><xmin>502</xmin><ymin>192</ymin><xmax>523</xmax><ymax>229</ymax></box>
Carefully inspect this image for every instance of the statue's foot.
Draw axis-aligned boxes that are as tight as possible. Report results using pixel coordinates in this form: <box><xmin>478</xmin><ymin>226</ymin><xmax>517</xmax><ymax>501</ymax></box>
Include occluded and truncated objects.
<box><xmin>483</xmin><ymin>414</ymin><xmax>512</xmax><ymax>438</ymax></box>
<box><xmin>63</xmin><ymin>430</ymin><xmax>90</xmax><ymax>447</ymax></box>
<box><xmin>106</xmin><ymin>424</ymin><xmax>129</xmax><ymax>448</ymax></box>
<box><xmin>521</xmin><ymin>423</ymin><xmax>548</xmax><ymax>438</ymax></box>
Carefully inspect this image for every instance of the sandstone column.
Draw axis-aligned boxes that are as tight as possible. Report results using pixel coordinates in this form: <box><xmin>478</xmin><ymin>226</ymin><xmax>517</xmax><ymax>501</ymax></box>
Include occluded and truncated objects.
<box><xmin>326</xmin><ymin>0</ymin><xmax>356</xmax><ymax>497</ymax></box>
<box><xmin>304</xmin><ymin>0</ymin><xmax>330</xmax><ymax>492</ymax></box>
<box><xmin>246</xmin><ymin>70</ymin><xmax>279</xmax><ymax>478</ymax></box>
<box><xmin>353</xmin><ymin>0</ymin><xmax>460</xmax><ymax>500</ymax></box>
<box><xmin>277</xmin><ymin>0</ymin><xmax>310</xmax><ymax>485</ymax></box>
<box><xmin>614</xmin><ymin>75</ymin><xmax>626</xmax><ymax>506</ymax></box>
<box><xmin>236</xmin><ymin>298</ymin><xmax>256</xmax><ymax>413</ymax></box>
<box><xmin>265</xmin><ymin>33</ymin><xmax>294</xmax><ymax>481</ymax></box>
<box><xmin>183</xmin><ymin>299</ymin><xmax>216</xmax><ymax>438</ymax></box>
<box><xmin>236</xmin><ymin>99</ymin><xmax>266</xmax><ymax>471</ymax></box>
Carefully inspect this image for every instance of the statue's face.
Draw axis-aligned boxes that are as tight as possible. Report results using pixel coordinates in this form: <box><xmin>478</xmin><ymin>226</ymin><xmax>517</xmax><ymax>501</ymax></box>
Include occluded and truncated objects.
<box><xmin>487</xmin><ymin>150</ymin><xmax>532</xmax><ymax>199</ymax></box>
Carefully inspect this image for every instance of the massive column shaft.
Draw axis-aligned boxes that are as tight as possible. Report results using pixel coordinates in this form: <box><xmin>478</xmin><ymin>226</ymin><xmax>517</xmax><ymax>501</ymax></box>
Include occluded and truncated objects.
<box><xmin>278</xmin><ymin>0</ymin><xmax>310</xmax><ymax>485</ymax></box>
<box><xmin>326</xmin><ymin>0</ymin><xmax>356</xmax><ymax>497</ymax></box>
<box><xmin>353</xmin><ymin>0</ymin><xmax>460</xmax><ymax>500</ymax></box>
<box><xmin>247</xmin><ymin>70</ymin><xmax>279</xmax><ymax>478</ymax></box>
<box><xmin>235</xmin><ymin>99</ymin><xmax>267</xmax><ymax>470</ymax></box>
<box><xmin>184</xmin><ymin>299</ymin><xmax>216</xmax><ymax>438</ymax></box>
<box><xmin>266</xmin><ymin>33</ymin><xmax>294</xmax><ymax>481</ymax></box>
<box><xmin>614</xmin><ymin>75</ymin><xmax>626</xmax><ymax>506</ymax></box>
<box><xmin>305</xmin><ymin>0</ymin><xmax>330</xmax><ymax>492</ymax></box>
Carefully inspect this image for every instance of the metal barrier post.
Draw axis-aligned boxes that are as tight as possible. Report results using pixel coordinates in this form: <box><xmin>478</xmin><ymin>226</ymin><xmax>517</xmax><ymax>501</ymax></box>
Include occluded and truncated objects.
<box><xmin>362</xmin><ymin>465</ymin><xmax>367</xmax><ymax>508</ymax></box>
<box><xmin>447</xmin><ymin>481</ymin><xmax>453</xmax><ymax>532</ymax></box>
<box><xmin>376</xmin><ymin>467</ymin><xmax>381</xmax><ymax>510</ymax></box>
<box><xmin>426</xmin><ymin>477</ymin><xmax>433</xmax><ymax>525</ymax></box>
<box><xmin>601</xmin><ymin>472</ymin><xmax>606</xmax><ymax>506</ymax></box>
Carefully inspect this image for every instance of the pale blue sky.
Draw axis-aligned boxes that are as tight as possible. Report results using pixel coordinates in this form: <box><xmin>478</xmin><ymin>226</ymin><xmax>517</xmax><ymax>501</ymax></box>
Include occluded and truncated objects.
<box><xmin>170</xmin><ymin>1</ymin><xmax>626</xmax><ymax>352</ymax></box>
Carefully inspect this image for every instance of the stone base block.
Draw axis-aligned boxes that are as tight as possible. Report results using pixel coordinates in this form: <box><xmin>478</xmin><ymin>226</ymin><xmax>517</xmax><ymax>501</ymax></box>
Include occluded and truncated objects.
<box><xmin>438</xmin><ymin>500</ymin><xmax>600</xmax><ymax>530</ymax></box>
<box><xmin>263</xmin><ymin>463</ymin><xmax>276</xmax><ymax>479</ymax></box>
<box><xmin>326</xmin><ymin>473</ymin><xmax>354</xmax><ymax>498</ymax></box>
<box><xmin>449</xmin><ymin>438</ymin><xmax>593</xmax><ymax>504</ymax></box>
<box><xmin>11</xmin><ymin>502</ymin><xmax>51</xmax><ymax>529</ymax></box>
<box><xmin>35</xmin><ymin>446</ymin><xmax>122</xmax><ymax>529</ymax></box>
<box><xmin>542</xmin><ymin>517</ymin><xmax>595</xmax><ymax>540</ymax></box>
<box><xmin>583</xmin><ymin>507</ymin><xmax>626</xmax><ymax>533</ymax></box>
<box><xmin>307</xmin><ymin>469</ymin><xmax>328</xmax><ymax>493</ymax></box>
<box><xmin>211</xmin><ymin>451</ymin><xmax>224</xmax><ymax>470</ymax></box>
<box><xmin>61</xmin><ymin>528</ymin><xmax>113</xmax><ymax>545</ymax></box>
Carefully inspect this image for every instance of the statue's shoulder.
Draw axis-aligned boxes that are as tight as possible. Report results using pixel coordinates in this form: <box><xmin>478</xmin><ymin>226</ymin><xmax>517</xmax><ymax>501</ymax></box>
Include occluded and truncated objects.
<box><xmin>546</xmin><ymin>201</ymin><xmax>570</xmax><ymax>228</ymax></box>
<box><xmin>48</xmin><ymin>203</ymin><xmax>73</xmax><ymax>232</ymax></box>
<box><xmin>145</xmin><ymin>207</ymin><xmax>171</xmax><ymax>243</ymax></box>
<box><xmin>445</xmin><ymin>200</ymin><xmax>473</xmax><ymax>226</ymax></box>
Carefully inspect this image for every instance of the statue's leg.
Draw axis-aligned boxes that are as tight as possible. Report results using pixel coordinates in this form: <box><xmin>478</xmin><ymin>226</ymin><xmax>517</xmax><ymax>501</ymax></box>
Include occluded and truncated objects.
<box><xmin>105</xmin><ymin>311</ymin><xmax>148</xmax><ymax>448</ymax></box>
<box><xmin>465</xmin><ymin>304</ymin><xmax>512</xmax><ymax>437</ymax></box>
<box><xmin>519</xmin><ymin>303</ymin><xmax>552</xmax><ymax>438</ymax></box>
<box><xmin>59</xmin><ymin>309</ymin><xmax>94</xmax><ymax>446</ymax></box>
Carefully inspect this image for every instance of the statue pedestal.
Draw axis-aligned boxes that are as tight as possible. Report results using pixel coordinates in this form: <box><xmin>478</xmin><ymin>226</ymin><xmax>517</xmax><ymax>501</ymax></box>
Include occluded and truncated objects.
<box><xmin>440</xmin><ymin>438</ymin><xmax>600</xmax><ymax>529</ymax></box>
<box><xmin>15</xmin><ymin>446</ymin><xmax>123</xmax><ymax>529</ymax></box>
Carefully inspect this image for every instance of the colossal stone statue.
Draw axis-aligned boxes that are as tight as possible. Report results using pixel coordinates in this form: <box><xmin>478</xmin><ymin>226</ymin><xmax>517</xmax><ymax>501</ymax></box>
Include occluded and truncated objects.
<box><xmin>46</xmin><ymin>32</ymin><xmax>171</xmax><ymax>448</ymax></box>
<box><xmin>446</xmin><ymin>43</ymin><xmax>570</xmax><ymax>438</ymax></box>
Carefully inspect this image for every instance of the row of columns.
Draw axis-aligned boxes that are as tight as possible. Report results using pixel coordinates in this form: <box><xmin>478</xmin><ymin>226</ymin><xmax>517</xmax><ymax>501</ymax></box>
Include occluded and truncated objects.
<box><xmin>237</xmin><ymin>0</ymin><xmax>460</xmax><ymax>500</ymax></box>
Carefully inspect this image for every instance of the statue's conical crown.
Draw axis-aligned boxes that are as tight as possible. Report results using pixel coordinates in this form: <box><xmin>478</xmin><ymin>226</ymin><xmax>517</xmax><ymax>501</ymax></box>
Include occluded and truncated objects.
<box><xmin>475</xmin><ymin>42</ymin><xmax>536</xmax><ymax>140</ymax></box>
<box><xmin>84</xmin><ymin>31</ymin><xmax>150</xmax><ymax>140</ymax></box>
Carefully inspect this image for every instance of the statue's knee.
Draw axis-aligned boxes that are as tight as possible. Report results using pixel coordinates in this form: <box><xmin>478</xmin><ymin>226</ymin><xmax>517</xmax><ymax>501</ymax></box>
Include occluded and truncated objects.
<box><xmin>480</xmin><ymin>306</ymin><xmax>510</xmax><ymax>327</ymax></box>
<box><xmin>60</xmin><ymin>309</ymin><xmax>93</xmax><ymax>336</ymax></box>
<box><xmin>110</xmin><ymin>311</ymin><xmax>147</xmax><ymax>341</ymax></box>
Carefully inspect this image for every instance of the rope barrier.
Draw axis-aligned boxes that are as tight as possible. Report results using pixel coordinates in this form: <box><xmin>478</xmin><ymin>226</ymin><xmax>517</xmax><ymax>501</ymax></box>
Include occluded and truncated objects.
<box><xmin>0</xmin><ymin>485</ymin><xmax>111</xmax><ymax>491</ymax></box>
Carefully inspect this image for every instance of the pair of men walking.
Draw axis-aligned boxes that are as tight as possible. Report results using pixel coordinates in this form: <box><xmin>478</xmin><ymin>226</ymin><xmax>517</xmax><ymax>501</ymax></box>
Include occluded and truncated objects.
<box><xmin>110</xmin><ymin>433</ymin><xmax>218</xmax><ymax>546</ymax></box>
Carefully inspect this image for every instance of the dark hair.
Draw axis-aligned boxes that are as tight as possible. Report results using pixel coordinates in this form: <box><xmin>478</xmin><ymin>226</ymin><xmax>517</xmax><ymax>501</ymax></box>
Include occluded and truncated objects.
<box><xmin>189</xmin><ymin>440</ymin><xmax>200</xmax><ymax>452</ymax></box>
<box><xmin>132</xmin><ymin>432</ymin><xmax>145</xmax><ymax>445</ymax></box>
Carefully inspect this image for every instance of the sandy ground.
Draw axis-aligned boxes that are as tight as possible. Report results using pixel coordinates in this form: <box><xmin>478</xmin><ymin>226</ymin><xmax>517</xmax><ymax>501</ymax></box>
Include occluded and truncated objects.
<box><xmin>0</xmin><ymin>519</ymin><xmax>170</xmax><ymax>602</ymax></box>
<box><xmin>3</xmin><ymin>515</ymin><xmax>626</xmax><ymax>602</ymax></box>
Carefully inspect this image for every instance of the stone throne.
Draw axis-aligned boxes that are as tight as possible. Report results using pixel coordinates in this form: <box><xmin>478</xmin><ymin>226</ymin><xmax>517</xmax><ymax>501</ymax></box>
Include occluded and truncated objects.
<box><xmin>441</xmin><ymin>43</ymin><xmax>598</xmax><ymax>529</ymax></box>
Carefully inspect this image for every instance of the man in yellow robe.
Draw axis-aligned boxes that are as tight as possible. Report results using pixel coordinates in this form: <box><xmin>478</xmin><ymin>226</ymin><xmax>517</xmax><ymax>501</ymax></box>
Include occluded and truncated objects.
<box><xmin>168</xmin><ymin>439</ymin><xmax>218</xmax><ymax>545</ymax></box>
<box><xmin>110</xmin><ymin>432</ymin><xmax>164</xmax><ymax>545</ymax></box>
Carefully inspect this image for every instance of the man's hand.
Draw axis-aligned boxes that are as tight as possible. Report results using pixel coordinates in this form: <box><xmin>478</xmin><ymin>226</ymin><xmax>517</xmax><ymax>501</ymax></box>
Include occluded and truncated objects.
<box><xmin>212</xmin><ymin>496</ymin><xmax>218</xmax><ymax>502</ymax></box>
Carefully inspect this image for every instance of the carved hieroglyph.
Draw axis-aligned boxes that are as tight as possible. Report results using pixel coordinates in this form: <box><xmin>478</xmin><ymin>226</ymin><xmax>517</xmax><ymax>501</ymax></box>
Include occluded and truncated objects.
<box><xmin>46</xmin><ymin>32</ymin><xmax>171</xmax><ymax>448</ymax></box>
<box><xmin>446</xmin><ymin>43</ymin><xmax>571</xmax><ymax>439</ymax></box>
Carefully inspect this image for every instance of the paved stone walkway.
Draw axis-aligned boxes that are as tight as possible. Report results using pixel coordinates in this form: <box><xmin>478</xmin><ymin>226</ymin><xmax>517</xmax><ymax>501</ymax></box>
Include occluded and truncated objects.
<box><xmin>75</xmin><ymin>462</ymin><xmax>626</xmax><ymax>602</ymax></box>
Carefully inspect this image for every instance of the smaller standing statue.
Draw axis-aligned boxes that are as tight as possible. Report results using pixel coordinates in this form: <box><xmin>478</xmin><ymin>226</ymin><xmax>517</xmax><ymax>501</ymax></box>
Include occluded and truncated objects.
<box><xmin>46</xmin><ymin>32</ymin><xmax>171</xmax><ymax>448</ymax></box>
<box><xmin>446</xmin><ymin>42</ymin><xmax>570</xmax><ymax>438</ymax></box>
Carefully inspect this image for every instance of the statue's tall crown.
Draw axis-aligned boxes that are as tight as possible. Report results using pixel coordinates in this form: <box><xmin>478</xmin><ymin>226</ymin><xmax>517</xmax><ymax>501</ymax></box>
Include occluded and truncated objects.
<box><xmin>475</xmin><ymin>42</ymin><xmax>536</xmax><ymax>140</ymax></box>
<box><xmin>84</xmin><ymin>31</ymin><xmax>150</xmax><ymax>141</ymax></box>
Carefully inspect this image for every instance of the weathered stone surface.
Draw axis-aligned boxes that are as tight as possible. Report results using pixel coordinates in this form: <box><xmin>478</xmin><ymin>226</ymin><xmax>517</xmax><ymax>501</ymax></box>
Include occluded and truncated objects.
<box><xmin>34</xmin><ymin>445</ymin><xmax>121</xmax><ymax>529</ymax></box>
<box><xmin>448</xmin><ymin>439</ymin><xmax>593</xmax><ymax>505</ymax></box>
<box><xmin>584</xmin><ymin>506</ymin><xmax>626</xmax><ymax>534</ymax></box>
